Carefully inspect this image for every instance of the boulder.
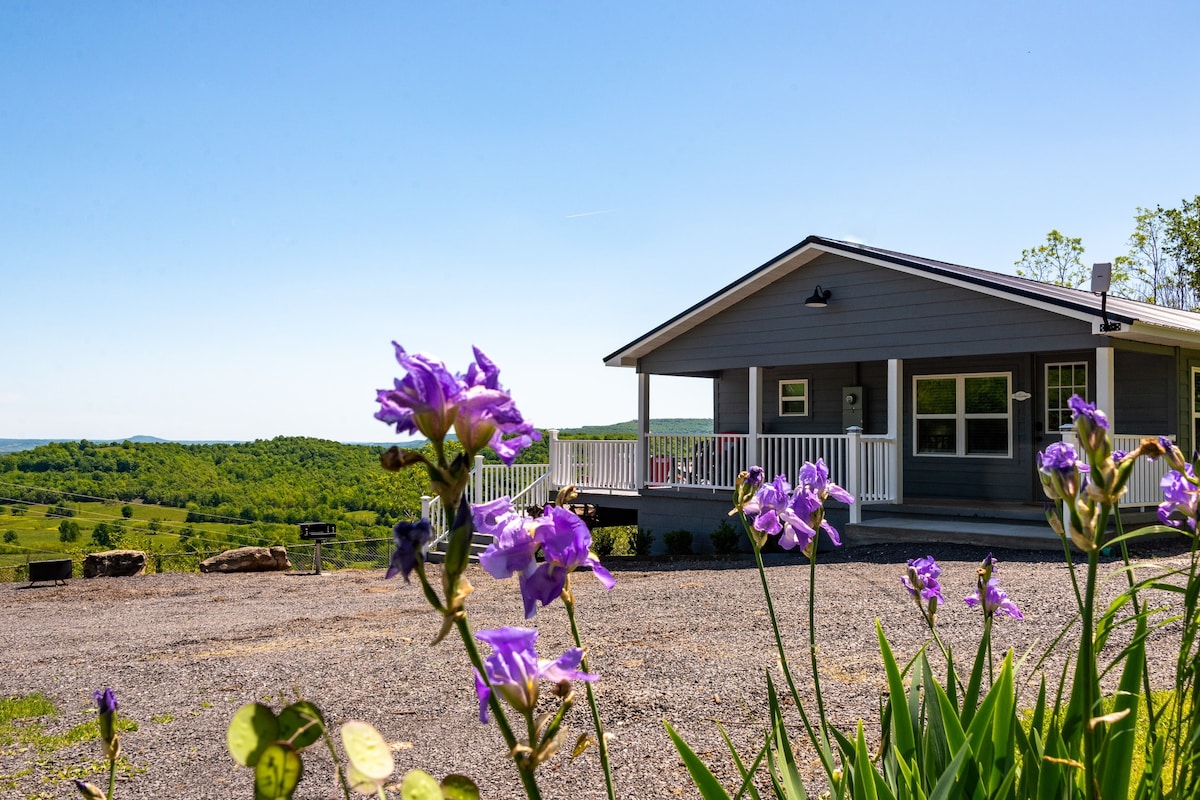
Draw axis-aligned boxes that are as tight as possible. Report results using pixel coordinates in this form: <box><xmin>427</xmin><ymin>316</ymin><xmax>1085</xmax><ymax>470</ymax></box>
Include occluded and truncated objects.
<box><xmin>200</xmin><ymin>546</ymin><xmax>291</xmax><ymax>574</ymax></box>
<box><xmin>84</xmin><ymin>550</ymin><xmax>147</xmax><ymax>578</ymax></box>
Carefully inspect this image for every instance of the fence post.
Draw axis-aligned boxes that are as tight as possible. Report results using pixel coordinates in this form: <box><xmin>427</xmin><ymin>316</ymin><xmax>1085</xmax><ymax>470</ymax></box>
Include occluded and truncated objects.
<box><xmin>420</xmin><ymin>495</ymin><xmax>431</xmax><ymax>522</ymax></box>
<box><xmin>846</xmin><ymin>426</ymin><xmax>862</xmax><ymax>524</ymax></box>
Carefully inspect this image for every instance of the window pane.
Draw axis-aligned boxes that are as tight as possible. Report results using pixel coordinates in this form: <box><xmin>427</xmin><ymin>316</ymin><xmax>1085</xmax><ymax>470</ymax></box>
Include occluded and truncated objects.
<box><xmin>1194</xmin><ymin>371</ymin><xmax>1200</xmax><ymax>414</ymax></box>
<box><xmin>1047</xmin><ymin>366</ymin><xmax>1061</xmax><ymax>388</ymax></box>
<box><xmin>966</xmin><ymin>419</ymin><xmax>1009</xmax><ymax>454</ymax></box>
<box><xmin>781</xmin><ymin>399</ymin><xmax>806</xmax><ymax>415</ymax></box>
<box><xmin>965</xmin><ymin>376</ymin><xmax>1007</xmax><ymax>413</ymax></box>
<box><xmin>781</xmin><ymin>382</ymin><xmax>806</xmax><ymax>398</ymax></box>
<box><xmin>917</xmin><ymin>420</ymin><xmax>956</xmax><ymax>453</ymax></box>
<box><xmin>916</xmin><ymin>379</ymin><xmax>956</xmax><ymax>414</ymax></box>
<box><xmin>1073</xmin><ymin>365</ymin><xmax>1087</xmax><ymax>387</ymax></box>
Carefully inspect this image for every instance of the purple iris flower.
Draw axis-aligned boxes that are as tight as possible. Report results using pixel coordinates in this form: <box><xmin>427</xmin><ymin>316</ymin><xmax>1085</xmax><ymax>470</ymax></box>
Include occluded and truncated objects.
<box><xmin>375</xmin><ymin>344</ymin><xmax>539</xmax><ymax>465</ymax></box>
<box><xmin>475</xmin><ymin>498</ymin><xmax>539</xmax><ymax>586</ymax></box>
<box><xmin>901</xmin><ymin>556</ymin><xmax>945</xmax><ymax>605</ymax></box>
<box><xmin>743</xmin><ymin>475</ymin><xmax>815</xmax><ymax>549</ymax></box>
<box><xmin>385</xmin><ymin>520</ymin><xmax>432</xmax><ymax>582</ymax></box>
<box><xmin>473</xmin><ymin>627</ymin><xmax>597</xmax><ymax>723</ymax></box>
<box><xmin>799</xmin><ymin>458</ymin><xmax>854</xmax><ymax>505</ymax></box>
<box><xmin>1068</xmin><ymin>395</ymin><xmax>1109</xmax><ymax>430</ymax></box>
<box><xmin>520</xmin><ymin>506</ymin><xmax>617</xmax><ymax>618</ymax></box>
<box><xmin>1112</xmin><ymin>450</ymin><xmax>1127</xmax><ymax>464</ymax></box>
<box><xmin>93</xmin><ymin>688</ymin><xmax>118</xmax><ymax>715</ymax></box>
<box><xmin>964</xmin><ymin>577</ymin><xmax>1023</xmax><ymax>620</ymax></box>
<box><xmin>73</xmin><ymin>781</ymin><xmax>105</xmax><ymax>800</ymax></box>
<box><xmin>1037</xmin><ymin>441</ymin><xmax>1083</xmax><ymax>500</ymax></box>
<box><xmin>746</xmin><ymin>466</ymin><xmax>765</xmax><ymax>490</ymax></box>
<box><xmin>1158</xmin><ymin>466</ymin><xmax>1199</xmax><ymax>532</ymax></box>
<box><xmin>1038</xmin><ymin>441</ymin><xmax>1079</xmax><ymax>474</ymax></box>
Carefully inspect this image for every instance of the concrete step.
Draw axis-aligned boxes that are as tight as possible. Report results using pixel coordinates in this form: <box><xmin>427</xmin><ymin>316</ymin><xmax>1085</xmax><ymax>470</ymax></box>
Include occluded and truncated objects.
<box><xmin>845</xmin><ymin>516</ymin><xmax>1063</xmax><ymax>550</ymax></box>
<box><xmin>425</xmin><ymin>532</ymin><xmax>495</xmax><ymax>564</ymax></box>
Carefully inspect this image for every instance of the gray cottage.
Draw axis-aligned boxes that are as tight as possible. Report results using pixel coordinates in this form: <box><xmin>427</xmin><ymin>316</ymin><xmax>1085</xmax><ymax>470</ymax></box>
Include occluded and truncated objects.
<box><xmin>547</xmin><ymin>235</ymin><xmax>1200</xmax><ymax>549</ymax></box>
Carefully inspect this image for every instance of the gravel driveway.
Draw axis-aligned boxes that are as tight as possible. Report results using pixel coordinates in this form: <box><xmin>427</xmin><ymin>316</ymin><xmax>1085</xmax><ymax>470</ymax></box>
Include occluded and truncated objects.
<box><xmin>2</xmin><ymin>539</ymin><xmax>1194</xmax><ymax>799</ymax></box>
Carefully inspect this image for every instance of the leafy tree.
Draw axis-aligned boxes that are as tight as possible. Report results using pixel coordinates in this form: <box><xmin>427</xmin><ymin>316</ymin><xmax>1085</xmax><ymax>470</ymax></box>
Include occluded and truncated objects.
<box><xmin>46</xmin><ymin>504</ymin><xmax>74</xmax><ymax>518</ymax></box>
<box><xmin>91</xmin><ymin>521</ymin><xmax>121</xmax><ymax>549</ymax></box>
<box><xmin>121</xmin><ymin>504</ymin><xmax>133</xmax><ymax>518</ymax></box>
<box><xmin>1115</xmin><ymin>206</ymin><xmax>1171</xmax><ymax>304</ymax></box>
<box><xmin>1114</xmin><ymin>197</ymin><xmax>1200</xmax><ymax>310</ymax></box>
<box><xmin>58</xmin><ymin>519</ymin><xmax>81</xmax><ymax>542</ymax></box>
<box><xmin>3</xmin><ymin>529</ymin><xmax>17</xmax><ymax>544</ymax></box>
<box><xmin>1015</xmin><ymin>230</ymin><xmax>1088</xmax><ymax>288</ymax></box>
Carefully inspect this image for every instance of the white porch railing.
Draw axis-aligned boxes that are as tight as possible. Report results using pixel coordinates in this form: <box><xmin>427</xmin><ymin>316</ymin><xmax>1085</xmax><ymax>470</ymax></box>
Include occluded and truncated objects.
<box><xmin>1114</xmin><ymin>433</ymin><xmax>1172</xmax><ymax>508</ymax></box>
<box><xmin>548</xmin><ymin>430</ymin><xmax>898</xmax><ymax>522</ymax></box>
<box><xmin>423</xmin><ymin>456</ymin><xmax>552</xmax><ymax>548</ymax></box>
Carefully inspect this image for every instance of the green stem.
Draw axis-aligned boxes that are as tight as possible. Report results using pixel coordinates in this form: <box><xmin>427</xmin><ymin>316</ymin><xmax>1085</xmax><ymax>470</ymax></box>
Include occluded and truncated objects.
<box><xmin>984</xmin><ymin>616</ymin><xmax>994</xmax><ymax>687</ymax></box>
<box><xmin>106</xmin><ymin>757</ymin><xmax>117</xmax><ymax>800</ymax></box>
<box><xmin>751</xmin><ymin>542</ymin><xmax>833</xmax><ymax>778</ymax></box>
<box><xmin>453</xmin><ymin>616</ymin><xmax>543</xmax><ymax>800</ymax></box>
<box><xmin>562</xmin><ymin>590</ymin><xmax>617</xmax><ymax>800</ymax></box>
<box><xmin>1081</xmin><ymin>543</ymin><xmax>1101</xmax><ymax>800</ymax></box>
<box><xmin>1114</xmin><ymin>512</ymin><xmax>1161</xmax><ymax>751</ymax></box>
<box><xmin>806</xmin><ymin>551</ymin><xmax>833</xmax><ymax>756</ymax></box>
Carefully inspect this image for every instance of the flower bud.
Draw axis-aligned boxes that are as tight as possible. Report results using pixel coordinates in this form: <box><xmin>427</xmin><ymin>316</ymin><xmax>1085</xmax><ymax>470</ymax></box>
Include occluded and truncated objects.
<box><xmin>74</xmin><ymin>781</ymin><xmax>105</xmax><ymax>800</ymax></box>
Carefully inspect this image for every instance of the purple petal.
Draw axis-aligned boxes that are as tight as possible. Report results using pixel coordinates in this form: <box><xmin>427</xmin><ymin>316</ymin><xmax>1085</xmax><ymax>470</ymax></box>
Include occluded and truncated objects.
<box><xmin>474</xmin><ymin>670</ymin><xmax>491</xmax><ymax>723</ymax></box>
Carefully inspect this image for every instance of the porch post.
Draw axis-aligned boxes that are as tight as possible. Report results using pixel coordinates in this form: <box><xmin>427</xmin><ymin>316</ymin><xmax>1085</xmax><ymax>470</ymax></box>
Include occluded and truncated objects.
<box><xmin>887</xmin><ymin>358</ymin><xmax>904</xmax><ymax>504</ymax></box>
<box><xmin>547</xmin><ymin>429</ymin><xmax>560</xmax><ymax>488</ymax></box>
<box><xmin>473</xmin><ymin>454</ymin><xmax>484</xmax><ymax>502</ymax></box>
<box><xmin>636</xmin><ymin>372</ymin><xmax>650</xmax><ymax>488</ymax></box>
<box><xmin>1095</xmin><ymin>345</ymin><xmax>1115</xmax><ymax>429</ymax></box>
<box><xmin>747</xmin><ymin>366</ymin><xmax>762</xmax><ymax>469</ymax></box>
<box><xmin>846</xmin><ymin>425</ymin><xmax>862</xmax><ymax>524</ymax></box>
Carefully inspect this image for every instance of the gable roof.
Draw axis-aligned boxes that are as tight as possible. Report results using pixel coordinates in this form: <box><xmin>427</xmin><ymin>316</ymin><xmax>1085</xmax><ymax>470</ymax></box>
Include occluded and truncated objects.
<box><xmin>605</xmin><ymin>235</ymin><xmax>1200</xmax><ymax>367</ymax></box>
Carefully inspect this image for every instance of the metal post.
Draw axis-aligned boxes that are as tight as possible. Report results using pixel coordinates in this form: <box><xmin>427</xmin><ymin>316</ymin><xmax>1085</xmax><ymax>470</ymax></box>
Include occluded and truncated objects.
<box><xmin>313</xmin><ymin>540</ymin><xmax>323</xmax><ymax>575</ymax></box>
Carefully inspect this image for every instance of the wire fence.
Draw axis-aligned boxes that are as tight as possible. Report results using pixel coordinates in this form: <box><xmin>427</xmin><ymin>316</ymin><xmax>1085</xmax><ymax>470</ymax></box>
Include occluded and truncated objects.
<box><xmin>0</xmin><ymin>538</ymin><xmax>395</xmax><ymax>583</ymax></box>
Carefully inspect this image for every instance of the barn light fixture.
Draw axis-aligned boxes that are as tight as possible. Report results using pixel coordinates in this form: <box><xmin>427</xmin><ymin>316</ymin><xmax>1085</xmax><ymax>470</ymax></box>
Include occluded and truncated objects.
<box><xmin>804</xmin><ymin>285</ymin><xmax>832</xmax><ymax>308</ymax></box>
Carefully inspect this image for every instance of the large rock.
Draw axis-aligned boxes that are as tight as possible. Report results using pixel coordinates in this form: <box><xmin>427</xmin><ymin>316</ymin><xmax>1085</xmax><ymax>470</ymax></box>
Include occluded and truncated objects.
<box><xmin>200</xmin><ymin>546</ymin><xmax>290</xmax><ymax>573</ymax></box>
<box><xmin>84</xmin><ymin>550</ymin><xmax>147</xmax><ymax>578</ymax></box>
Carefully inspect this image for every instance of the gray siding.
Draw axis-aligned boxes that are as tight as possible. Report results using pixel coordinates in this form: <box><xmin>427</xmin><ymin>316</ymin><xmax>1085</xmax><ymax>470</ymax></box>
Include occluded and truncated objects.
<box><xmin>638</xmin><ymin>254</ymin><xmax>1097</xmax><ymax>375</ymax></box>
<box><xmin>1114</xmin><ymin>345</ymin><xmax>1176</xmax><ymax>435</ymax></box>
<box><xmin>715</xmin><ymin>361</ymin><xmax>891</xmax><ymax>435</ymax></box>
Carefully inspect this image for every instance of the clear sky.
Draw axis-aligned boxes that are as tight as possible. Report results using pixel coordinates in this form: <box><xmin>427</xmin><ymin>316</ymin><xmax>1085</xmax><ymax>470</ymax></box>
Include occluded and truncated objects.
<box><xmin>3</xmin><ymin>1</ymin><xmax>1198</xmax><ymax>443</ymax></box>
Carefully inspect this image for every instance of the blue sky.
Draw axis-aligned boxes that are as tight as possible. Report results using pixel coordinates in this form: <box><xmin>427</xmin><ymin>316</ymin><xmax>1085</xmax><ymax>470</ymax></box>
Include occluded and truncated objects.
<box><xmin>2</xmin><ymin>1</ymin><xmax>1198</xmax><ymax>443</ymax></box>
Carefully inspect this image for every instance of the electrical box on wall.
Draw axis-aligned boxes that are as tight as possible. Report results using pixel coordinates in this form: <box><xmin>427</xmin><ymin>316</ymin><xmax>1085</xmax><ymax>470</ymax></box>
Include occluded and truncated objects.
<box><xmin>842</xmin><ymin>386</ymin><xmax>864</xmax><ymax>430</ymax></box>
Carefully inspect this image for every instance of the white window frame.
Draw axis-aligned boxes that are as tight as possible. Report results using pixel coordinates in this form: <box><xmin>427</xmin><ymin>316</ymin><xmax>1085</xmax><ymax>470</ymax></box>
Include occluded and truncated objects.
<box><xmin>1192</xmin><ymin>367</ymin><xmax>1200</xmax><ymax>452</ymax></box>
<box><xmin>912</xmin><ymin>372</ymin><xmax>1013</xmax><ymax>458</ymax></box>
<box><xmin>1045</xmin><ymin>362</ymin><xmax>1088</xmax><ymax>434</ymax></box>
<box><xmin>778</xmin><ymin>379</ymin><xmax>810</xmax><ymax>417</ymax></box>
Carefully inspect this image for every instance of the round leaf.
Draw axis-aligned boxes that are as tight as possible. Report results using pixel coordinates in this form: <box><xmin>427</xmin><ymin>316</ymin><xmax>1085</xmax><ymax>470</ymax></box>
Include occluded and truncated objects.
<box><xmin>440</xmin><ymin>774</ymin><xmax>480</xmax><ymax>800</ymax></box>
<box><xmin>341</xmin><ymin>721</ymin><xmax>394</xmax><ymax>782</ymax></box>
<box><xmin>400</xmin><ymin>769</ymin><xmax>443</xmax><ymax>800</ymax></box>
<box><xmin>253</xmin><ymin>741</ymin><xmax>302</xmax><ymax>800</ymax></box>
<box><xmin>346</xmin><ymin>764</ymin><xmax>385</xmax><ymax>796</ymax></box>
<box><xmin>227</xmin><ymin>703</ymin><xmax>279</xmax><ymax>767</ymax></box>
<box><xmin>278</xmin><ymin>701</ymin><xmax>324</xmax><ymax>750</ymax></box>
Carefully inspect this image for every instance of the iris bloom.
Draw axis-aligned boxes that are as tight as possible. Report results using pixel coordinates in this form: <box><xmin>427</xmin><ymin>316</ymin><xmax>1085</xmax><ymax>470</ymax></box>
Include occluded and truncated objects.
<box><xmin>1037</xmin><ymin>441</ymin><xmax>1082</xmax><ymax>501</ymax></box>
<box><xmin>1158</xmin><ymin>466</ymin><xmax>1199</xmax><ymax>532</ymax></box>
<box><xmin>965</xmin><ymin>557</ymin><xmax>1022</xmax><ymax>620</ymax></box>
<box><xmin>385</xmin><ymin>520</ymin><xmax>432</xmax><ymax>582</ymax></box>
<box><xmin>473</xmin><ymin>627</ymin><xmax>596</xmax><ymax>723</ymax></box>
<box><xmin>902</xmin><ymin>556</ymin><xmax>945</xmax><ymax>607</ymax></box>
<box><xmin>742</xmin><ymin>474</ymin><xmax>817</xmax><ymax>551</ymax></box>
<box><xmin>476</xmin><ymin>500</ymin><xmax>616</xmax><ymax>618</ymax></box>
<box><xmin>93</xmin><ymin>688</ymin><xmax>119</xmax><ymax>760</ymax></box>
<box><xmin>375</xmin><ymin>344</ymin><xmax>539</xmax><ymax>465</ymax></box>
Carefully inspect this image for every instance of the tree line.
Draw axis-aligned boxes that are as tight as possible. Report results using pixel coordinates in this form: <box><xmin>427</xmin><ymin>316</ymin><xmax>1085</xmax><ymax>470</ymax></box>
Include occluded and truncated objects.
<box><xmin>1016</xmin><ymin>195</ymin><xmax>1200</xmax><ymax>309</ymax></box>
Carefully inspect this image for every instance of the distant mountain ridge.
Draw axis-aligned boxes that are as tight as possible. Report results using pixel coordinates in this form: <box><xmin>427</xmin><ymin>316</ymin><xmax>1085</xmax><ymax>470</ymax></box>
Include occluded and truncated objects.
<box><xmin>0</xmin><ymin>419</ymin><xmax>714</xmax><ymax>455</ymax></box>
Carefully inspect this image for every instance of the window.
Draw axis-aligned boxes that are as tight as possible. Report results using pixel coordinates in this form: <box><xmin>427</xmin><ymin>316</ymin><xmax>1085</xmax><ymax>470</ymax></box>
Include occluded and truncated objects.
<box><xmin>778</xmin><ymin>379</ymin><xmax>809</xmax><ymax>416</ymax></box>
<box><xmin>914</xmin><ymin>373</ymin><xmax>1012</xmax><ymax>457</ymax></box>
<box><xmin>1046</xmin><ymin>362</ymin><xmax>1088</xmax><ymax>433</ymax></box>
<box><xmin>1192</xmin><ymin>368</ymin><xmax>1200</xmax><ymax>451</ymax></box>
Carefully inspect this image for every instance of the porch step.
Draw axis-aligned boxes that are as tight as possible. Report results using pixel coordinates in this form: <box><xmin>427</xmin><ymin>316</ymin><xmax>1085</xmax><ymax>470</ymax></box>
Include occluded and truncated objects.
<box><xmin>425</xmin><ymin>533</ymin><xmax>495</xmax><ymax>564</ymax></box>
<box><xmin>845</xmin><ymin>516</ymin><xmax>1063</xmax><ymax>551</ymax></box>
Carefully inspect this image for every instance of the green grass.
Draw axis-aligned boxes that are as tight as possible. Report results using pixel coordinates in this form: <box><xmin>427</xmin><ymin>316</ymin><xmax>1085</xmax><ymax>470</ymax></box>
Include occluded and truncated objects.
<box><xmin>0</xmin><ymin>693</ymin><xmax>141</xmax><ymax>793</ymax></box>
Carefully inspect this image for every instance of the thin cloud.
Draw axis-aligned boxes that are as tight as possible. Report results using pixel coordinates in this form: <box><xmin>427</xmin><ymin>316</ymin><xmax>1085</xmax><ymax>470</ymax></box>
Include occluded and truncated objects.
<box><xmin>565</xmin><ymin>210</ymin><xmax>615</xmax><ymax>219</ymax></box>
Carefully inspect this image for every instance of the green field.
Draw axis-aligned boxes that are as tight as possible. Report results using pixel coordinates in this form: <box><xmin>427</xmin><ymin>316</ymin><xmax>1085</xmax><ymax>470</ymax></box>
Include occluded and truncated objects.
<box><xmin>0</xmin><ymin>498</ymin><xmax>331</xmax><ymax>578</ymax></box>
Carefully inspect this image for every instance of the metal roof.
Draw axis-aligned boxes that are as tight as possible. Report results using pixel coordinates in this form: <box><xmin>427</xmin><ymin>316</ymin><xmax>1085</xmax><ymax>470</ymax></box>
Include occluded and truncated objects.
<box><xmin>605</xmin><ymin>235</ymin><xmax>1200</xmax><ymax>367</ymax></box>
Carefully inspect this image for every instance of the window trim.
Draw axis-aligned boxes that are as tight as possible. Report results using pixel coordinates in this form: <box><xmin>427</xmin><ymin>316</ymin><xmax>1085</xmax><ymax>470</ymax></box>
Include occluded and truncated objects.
<box><xmin>778</xmin><ymin>379</ymin><xmax>810</xmax><ymax>417</ymax></box>
<box><xmin>1045</xmin><ymin>362</ymin><xmax>1088</xmax><ymax>435</ymax></box>
<box><xmin>1192</xmin><ymin>367</ymin><xmax>1200</xmax><ymax>453</ymax></box>
<box><xmin>912</xmin><ymin>372</ymin><xmax>1013</xmax><ymax>458</ymax></box>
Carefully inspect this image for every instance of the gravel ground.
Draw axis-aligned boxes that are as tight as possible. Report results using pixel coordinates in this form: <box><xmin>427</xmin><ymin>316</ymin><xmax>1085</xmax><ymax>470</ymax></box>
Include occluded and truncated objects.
<box><xmin>2</xmin><ymin>539</ymin><xmax>1195</xmax><ymax>800</ymax></box>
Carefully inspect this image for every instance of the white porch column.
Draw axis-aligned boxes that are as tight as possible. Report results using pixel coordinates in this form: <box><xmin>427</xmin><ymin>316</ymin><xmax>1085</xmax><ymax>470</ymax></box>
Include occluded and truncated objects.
<box><xmin>472</xmin><ymin>454</ymin><xmax>484</xmax><ymax>502</ymax></box>
<box><xmin>1096</xmin><ymin>346</ymin><xmax>1115</xmax><ymax>428</ymax></box>
<box><xmin>887</xmin><ymin>358</ymin><xmax>904</xmax><ymax>504</ymax></box>
<box><xmin>636</xmin><ymin>372</ymin><xmax>650</xmax><ymax>488</ymax></box>
<box><xmin>747</xmin><ymin>366</ymin><xmax>762</xmax><ymax>468</ymax></box>
<box><xmin>547</xmin><ymin>429</ymin><xmax>560</xmax><ymax>488</ymax></box>
<box><xmin>846</xmin><ymin>426</ymin><xmax>862</xmax><ymax>524</ymax></box>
